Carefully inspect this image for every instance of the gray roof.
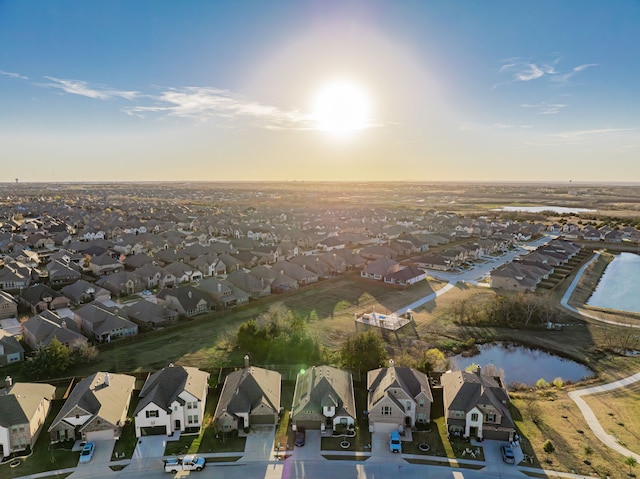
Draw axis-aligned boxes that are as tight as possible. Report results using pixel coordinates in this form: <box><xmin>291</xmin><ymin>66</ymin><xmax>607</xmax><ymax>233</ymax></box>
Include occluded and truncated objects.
<box><xmin>214</xmin><ymin>367</ymin><xmax>281</xmax><ymax>419</ymax></box>
<box><xmin>292</xmin><ymin>366</ymin><xmax>355</xmax><ymax>420</ymax></box>
<box><xmin>441</xmin><ymin>370</ymin><xmax>514</xmax><ymax>429</ymax></box>
<box><xmin>135</xmin><ymin>365</ymin><xmax>209</xmax><ymax>415</ymax></box>
<box><xmin>367</xmin><ymin>367</ymin><xmax>433</xmax><ymax>408</ymax></box>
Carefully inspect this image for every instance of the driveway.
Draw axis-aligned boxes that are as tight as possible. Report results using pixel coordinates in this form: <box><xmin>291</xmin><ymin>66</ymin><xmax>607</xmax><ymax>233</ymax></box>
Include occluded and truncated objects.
<box><xmin>68</xmin><ymin>439</ymin><xmax>116</xmax><ymax>478</ymax></box>
<box><xmin>290</xmin><ymin>429</ymin><xmax>321</xmax><ymax>460</ymax></box>
<box><xmin>241</xmin><ymin>426</ymin><xmax>276</xmax><ymax>462</ymax></box>
<box><xmin>133</xmin><ymin>434</ymin><xmax>173</xmax><ymax>459</ymax></box>
<box><xmin>479</xmin><ymin>439</ymin><xmax>524</xmax><ymax>476</ymax></box>
<box><xmin>369</xmin><ymin>424</ymin><xmax>404</xmax><ymax>463</ymax></box>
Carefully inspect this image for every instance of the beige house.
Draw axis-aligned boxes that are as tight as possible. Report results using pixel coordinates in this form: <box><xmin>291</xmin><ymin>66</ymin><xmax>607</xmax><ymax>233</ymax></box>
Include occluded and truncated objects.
<box><xmin>291</xmin><ymin>366</ymin><xmax>356</xmax><ymax>432</ymax></box>
<box><xmin>441</xmin><ymin>368</ymin><xmax>515</xmax><ymax>441</ymax></box>
<box><xmin>0</xmin><ymin>380</ymin><xmax>56</xmax><ymax>457</ymax></box>
<box><xmin>367</xmin><ymin>363</ymin><xmax>433</xmax><ymax>433</ymax></box>
<box><xmin>49</xmin><ymin>372</ymin><xmax>135</xmax><ymax>442</ymax></box>
<box><xmin>213</xmin><ymin>366</ymin><xmax>281</xmax><ymax>432</ymax></box>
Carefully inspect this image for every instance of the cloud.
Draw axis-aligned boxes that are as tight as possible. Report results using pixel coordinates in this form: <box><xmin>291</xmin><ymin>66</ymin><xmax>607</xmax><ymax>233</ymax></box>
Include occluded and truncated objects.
<box><xmin>0</xmin><ymin>70</ymin><xmax>28</xmax><ymax>80</ymax></box>
<box><xmin>124</xmin><ymin>86</ymin><xmax>316</xmax><ymax>130</ymax></box>
<box><xmin>494</xmin><ymin>122</ymin><xmax>533</xmax><ymax>129</ymax></box>
<box><xmin>496</xmin><ymin>56</ymin><xmax>596</xmax><ymax>86</ymax></box>
<box><xmin>553</xmin><ymin>128</ymin><xmax>634</xmax><ymax>142</ymax></box>
<box><xmin>521</xmin><ymin>102</ymin><xmax>567</xmax><ymax>115</ymax></box>
<box><xmin>43</xmin><ymin>76</ymin><xmax>140</xmax><ymax>100</ymax></box>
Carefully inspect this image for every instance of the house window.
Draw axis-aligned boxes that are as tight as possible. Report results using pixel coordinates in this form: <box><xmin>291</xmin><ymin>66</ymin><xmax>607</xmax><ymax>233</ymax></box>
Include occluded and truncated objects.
<box><xmin>486</xmin><ymin>413</ymin><xmax>496</xmax><ymax>423</ymax></box>
<box><xmin>146</xmin><ymin>410</ymin><xmax>159</xmax><ymax>418</ymax></box>
<box><xmin>406</xmin><ymin>402</ymin><xmax>411</xmax><ymax>411</ymax></box>
<box><xmin>471</xmin><ymin>413</ymin><xmax>479</xmax><ymax>421</ymax></box>
<box><xmin>188</xmin><ymin>415</ymin><xmax>198</xmax><ymax>424</ymax></box>
<box><xmin>418</xmin><ymin>399</ymin><xmax>424</xmax><ymax>407</ymax></box>
<box><xmin>382</xmin><ymin>406</ymin><xmax>391</xmax><ymax>415</ymax></box>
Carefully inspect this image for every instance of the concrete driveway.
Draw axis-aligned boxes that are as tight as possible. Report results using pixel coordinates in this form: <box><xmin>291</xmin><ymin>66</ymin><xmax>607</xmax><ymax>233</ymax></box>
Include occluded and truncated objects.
<box><xmin>69</xmin><ymin>439</ymin><xmax>116</xmax><ymax>478</ymax></box>
<box><xmin>133</xmin><ymin>434</ymin><xmax>173</xmax><ymax>459</ymax></box>
<box><xmin>290</xmin><ymin>429</ymin><xmax>321</xmax><ymax>460</ymax></box>
<box><xmin>241</xmin><ymin>426</ymin><xmax>276</xmax><ymax>462</ymax></box>
<box><xmin>479</xmin><ymin>439</ymin><xmax>524</xmax><ymax>475</ymax></box>
<box><xmin>370</xmin><ymin>425</ymin><xmax>404</xmax><ymax>463</ymax></box>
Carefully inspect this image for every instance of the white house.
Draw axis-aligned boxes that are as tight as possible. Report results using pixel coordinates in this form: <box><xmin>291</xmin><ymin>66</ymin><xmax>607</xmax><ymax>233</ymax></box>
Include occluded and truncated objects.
<box><xmin>134</xmin><ymin>365</ymin><xmax>209</xmax><ymax>437</ymax></box>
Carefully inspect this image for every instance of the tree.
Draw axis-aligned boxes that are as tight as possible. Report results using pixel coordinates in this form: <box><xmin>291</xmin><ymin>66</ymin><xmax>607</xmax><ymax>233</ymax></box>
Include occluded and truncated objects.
<box><xmin>75</xmin><ymin>343</ymin><xmax>99</xmax><ymax>365</ymax></box>
<box><xmin>340</xmin><ymin>330</ymin><xmax>387</xmax><ymax>372</ymax></box>
<box><xmin>552</xmin><ymin>377</ymin><xmax>564</xmax><ymax>388</ymax></box>
<box><xmin>24</xmin><ymin>338</ymin><xmax>71</xmax><ymax>379</ymax></box>
<box><xmin>421</xmin><ymin>348</ymin><xmax>449</xmax><ymax>373</ymax></box>
<box><xmin>543</xmin><ymin>440</ymin><xmax>555</xmax><ymax>463</ymax></box>
<box><xmin>625</xmin><ymin>456</ymin><xmax>638</xmax><ymax>477</ymax></box>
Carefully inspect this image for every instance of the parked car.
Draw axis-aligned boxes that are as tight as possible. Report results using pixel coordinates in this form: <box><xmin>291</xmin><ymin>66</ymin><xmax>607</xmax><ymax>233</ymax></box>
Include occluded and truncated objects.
<box><xmin>389</xmin><ymin>431</ymin><xmax>402</xmax><ymax>453</ymax></box>
<box><xmin>294</xmin><ymin>427</ymin><xmax>306</xmax><ymax>447</ymax></box>
<box><xmin>164</xmin><ymin>455</ymin><xmax>206</xmax><ymax>473</ymax></box>
<box><xmin>79</xmin><ymin>442</ymin><xmax>95</xmax><ymax>464</ymax></box>
<box><xmin>501</xmin><ymin>443</ymin><xmax>515</xmax><ymax>464</ymax></box>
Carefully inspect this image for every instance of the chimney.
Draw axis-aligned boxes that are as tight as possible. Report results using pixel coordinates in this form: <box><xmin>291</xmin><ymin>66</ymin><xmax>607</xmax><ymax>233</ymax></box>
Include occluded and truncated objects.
<box><xmin>244</xmin><ymin>354</ymin><xmax>250</xmax><ymax>368</ymax></box>
<box><xmin>217</xmin><ymin>283</ymin><xmax>221</xmax><ymax>293</ymax></box>
<box><xmin>476</xmin><ymin>366</ymin><xmax>482</xmax><ymax>376</ymax></box>
<box><xmin>5</xmin><ymin>376</ymin><xmax>12</xmax><ymax>388</ymax></box>
<box><xmin>104</xmin><ymin>372</ymin><xmax>110</xmax><ymax>387</ymax></box>
<box><xmin>188</xmin><ymin>290</ymin><xmax>192</xmax><ymax>299</ymax></box>
<box><xmin>388</xmin><ymin>359</ymin><xmax>395</xmax><ymax>368</ymax></box>
<box><xmin>61</xmin><ymin>320</ymin><xmax>67</xmax><ymax>329</ymax></box>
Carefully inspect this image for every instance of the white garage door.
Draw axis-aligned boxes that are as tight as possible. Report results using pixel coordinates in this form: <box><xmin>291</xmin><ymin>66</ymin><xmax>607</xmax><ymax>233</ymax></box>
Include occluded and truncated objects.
<box><xmin>86</xmin><ymin>429</ymin><xmax>115</xmax><ymax>441</ymax></box>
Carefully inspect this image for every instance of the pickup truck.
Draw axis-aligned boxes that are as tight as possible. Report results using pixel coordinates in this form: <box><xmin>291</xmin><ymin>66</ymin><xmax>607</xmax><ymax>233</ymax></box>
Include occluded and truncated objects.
<box><xmin>164</xmin><ymin>455</ymin><xmax>206</xmax><ymax>473</ymax></box>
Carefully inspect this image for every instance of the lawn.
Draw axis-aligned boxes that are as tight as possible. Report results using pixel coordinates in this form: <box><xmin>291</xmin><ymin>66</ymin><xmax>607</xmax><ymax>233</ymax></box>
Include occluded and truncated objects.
<box><xmin>274</xmin><ymin>383</ymin><xmax>296</xmax><ymax>449</ymax></box>
<box><xmin>111</xmin><ymin>393</ymin><xmax>140</xmax><ymax>460</ymax></box>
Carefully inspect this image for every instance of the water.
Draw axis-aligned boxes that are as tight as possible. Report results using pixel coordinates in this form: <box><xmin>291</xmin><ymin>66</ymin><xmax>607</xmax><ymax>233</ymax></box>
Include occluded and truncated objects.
<box><xmin>495</xmin><ymin>206</ymin><xmax>595</xmax><ymax>214</ymax></box>
<box><xmin>588</xmin><ymin>253</ymin><xmax>640</xmax><ymax>314</ymax></box>
<box><xmin>450</xmin><ymin>342</ymin><xmax>593</xmax><ymax>388</ymax></box>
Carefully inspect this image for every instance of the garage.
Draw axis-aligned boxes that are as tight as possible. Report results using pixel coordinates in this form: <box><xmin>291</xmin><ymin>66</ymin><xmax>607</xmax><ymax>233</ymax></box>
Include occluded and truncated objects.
<box><xmin>140</xmin><ymin>426</ymin><xmax>168</xmax><ymax>436</ymax></box>
<box><xmin>372</xmin><ymin>422</ymin><xmax>399</xmax><ymax>434</ymax></box>
<box><xmin>85</xmin><ymin>429</ymin><xmax>115</xmax><ymax>441</ymax></box>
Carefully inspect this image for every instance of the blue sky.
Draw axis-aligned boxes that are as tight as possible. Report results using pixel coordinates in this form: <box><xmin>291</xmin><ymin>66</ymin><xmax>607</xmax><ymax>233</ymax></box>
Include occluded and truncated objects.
<box><xmin>1</xmin><ymin>0</ymin><xmax>639</xmax><ymax>182</ymax></box>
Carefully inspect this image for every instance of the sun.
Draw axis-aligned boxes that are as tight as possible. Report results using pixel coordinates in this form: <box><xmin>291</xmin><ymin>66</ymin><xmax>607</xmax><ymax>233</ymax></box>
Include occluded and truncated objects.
<box><xmin>312</xmin><ymin>80</ymin><xmax>371</xmax><ymax>134</ymax></box>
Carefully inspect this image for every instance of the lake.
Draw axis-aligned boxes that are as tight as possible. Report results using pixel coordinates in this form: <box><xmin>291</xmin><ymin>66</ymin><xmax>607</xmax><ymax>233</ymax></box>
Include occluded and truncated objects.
<box><xmin>450</xmin><ymin>342</ymin><xmax>593</xmax><ymax>388</ymax></box>
<box><xmin>588</xmin><ymin>252</ymin><xmax>640</xmax><ymax>314</ymax></box>
<box><xmin>495</xmin><ymin>206</ymin><xmax>595</xmax><ymax>214</ymax></box>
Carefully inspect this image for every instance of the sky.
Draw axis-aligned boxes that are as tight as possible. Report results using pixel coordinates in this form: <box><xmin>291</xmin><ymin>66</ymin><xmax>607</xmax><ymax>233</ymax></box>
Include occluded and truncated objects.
<box><xmin>1</xmin><ymin>0</ymin><xmax>639</xmax><ymax>183</ymax></box>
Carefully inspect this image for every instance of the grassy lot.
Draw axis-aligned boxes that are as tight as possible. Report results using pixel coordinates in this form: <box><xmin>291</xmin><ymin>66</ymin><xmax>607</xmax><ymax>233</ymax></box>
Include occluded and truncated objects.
<box><xmin>0</xmin><ymin>400</ymin><xmax>78</xmax><ymax>479</ymax></box>
<box><xmin>510</xmin><ymin>388</ymin><xmax>639</xmax><ymax>479</ymax></box>
<box><xmin>582</xmin><ymin>381</ymin><xmax>640</xmax><ymax>454</ymax></box>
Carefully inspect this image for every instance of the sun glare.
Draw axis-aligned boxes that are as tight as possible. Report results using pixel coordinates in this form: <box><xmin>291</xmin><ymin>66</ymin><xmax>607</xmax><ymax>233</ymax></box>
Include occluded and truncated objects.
<box><xmin>312</xmin><ymin>80</ymin><xmax>371</xmax><ymax>134</ymax></box>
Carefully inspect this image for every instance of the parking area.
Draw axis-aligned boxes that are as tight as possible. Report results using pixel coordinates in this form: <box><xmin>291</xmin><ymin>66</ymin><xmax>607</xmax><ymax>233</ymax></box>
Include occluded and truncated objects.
<box><xmin>289</xmin><ymin>429</ymin><xmax>321</xmax><ymax>460</ymax></box>
<box><xmin>241</xmin><ymin>426</ymin><xmax>276</xmax><ymax>461</ymax></box>
<box><xmin>478</xmin><ymin>439</ymin><xmax>523</xmax><ymax>473</ymax></box>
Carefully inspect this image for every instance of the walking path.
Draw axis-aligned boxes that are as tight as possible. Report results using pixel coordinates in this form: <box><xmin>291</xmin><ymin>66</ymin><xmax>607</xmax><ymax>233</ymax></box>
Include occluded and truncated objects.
<box><xmin>568</xmin><ymin>372</ymin><xmax>640</xmax><ymax>462</ymax></box>
<box><xmin>395</xmin><ymin>281</ymin><xmax>456</xmax><ymax>315</ymax></box>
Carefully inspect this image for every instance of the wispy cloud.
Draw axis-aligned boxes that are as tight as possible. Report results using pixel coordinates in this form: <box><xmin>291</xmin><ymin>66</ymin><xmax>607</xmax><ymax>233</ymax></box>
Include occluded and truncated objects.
<box><xmin>496</xmin><ymin>56</ymin><xmax>597</xmax><ymax>87</ymax></box>
<box><xmin>0</xmin><ymin>70</ymin><xmax>28</xmax><ymax>80</ymax></box>
<box><xmin>43</xmin><ymin>76</ymin><xmax>140</xmax><ymax>100</ymax></box>
<box><xmin>521</xmin><ymin>102</ymin><xmax>567</xmax><ymax>115</ymax></box>
<box><xmin>124</xmin><ymin>86</ymin><xmax>315</xmax><ymax>130</ymax></box>
<box><xmin>553</xmin><ymin>128</ymin><xmax>634</xmax><ymax>142</ymax></box>
<box><xmin>494</xmin><ymin>122</ymin><xmax>533</xmax><ymax>129</ymax></box>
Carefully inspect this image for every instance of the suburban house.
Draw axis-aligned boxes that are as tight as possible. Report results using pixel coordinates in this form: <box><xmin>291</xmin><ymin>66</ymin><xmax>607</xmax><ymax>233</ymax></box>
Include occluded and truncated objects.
<box><xmin>384</xmin><ymin>265</ymin><xmax>427</xmax><ymax>286</ymax></box>
<box><xmin>134</xmin><ymin>365</ymin><xmax>209</xmax><ymax>437</ymax></box>
<box><xmin>156</xmin><ymin>285</ymin><xmax>214</xmax><ymax>317</ymax></box>
<box><xmin>73</xmin><ymin>301</ymin><xmax>138</xmax><ymax>342</ymax></box>
<box><xmin>88</xmin><ymin>253</ymin><xmax>124</xmax><ymax>276</ymax></box>
<box><xmin>290</xmin><ymin>366</ymin><xmax>356</xmax><ymax>432</ymax></box>
<box><xmin>367</xmin><ymin>363</ymin><xmax>433</xmax><ymax>433</ymax></box>
<box><xmin>95</xmin><ymin>271</ymin><xmax>145</xmax><ymax>296</ymax></box>
<box><xmin>440</xmin><ymin>368</ymin><xmax>516</xmax><ymax>442</ymax></box>
<box><xmin>19</xmin><ymin>284</ymin><xmax>71</xmax><ymax>315</ymax></box>
<box><xmin>46</xmin><ymin>259</ymin><xmax>82</xmax><ymax>286</ymax></box>
<box><xmin>213</xmin><ymin>366</ymin><xmax>281</xmax><ymax>433</ymax></box>
<box><xmin>0</xmin><ymin>380</ymin><xmax>56</xmax><ymax>458</ymax></box>
<box><xmin>361</xmin><ymin>257</ymin><xmax>401</xmax><ymax>281</ymax></box>
<box><xmin>60</xmin><ymin>280</ymin><xmax>111</xmax><ymax>305</ymax></box>
<box><xmin>49</xmin><ymin>372</ymin><xmax>135</xmax><ymax>442</ymax></box>
<box><xmin>0</xmin><ymin>290</ymin><xmax>18</xmax><ymax>319</ymax></box>
<box><xmin>122</xmin><ymin>300</ymin><xmax>178</xmax><ymax>328</ymax></box>
<box><xmin>21</xmin><ymin>310</ymin><xmax>89</xmax><ymax>351</ymax></box>
<box><xmin>0</xmin><ymin>330</ymin><xmax>25</xmax><ymax>365</ymax></box>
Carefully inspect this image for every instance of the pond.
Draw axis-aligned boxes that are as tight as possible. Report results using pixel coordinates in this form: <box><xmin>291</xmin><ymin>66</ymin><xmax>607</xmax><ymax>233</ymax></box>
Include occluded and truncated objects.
<box><xmin>494</xmin><ymin>206</ymin><xmax>595</xmax><ymax>214</ymax></box>
<box><xmin>450</xmin><ymin>342</ymin><xmax>593</xmax><ymax>388</ymax></box>
<box><xmin>587</xmin><ymin>252</ymin><xmax>640</xmax><ymax>314</ymax></box>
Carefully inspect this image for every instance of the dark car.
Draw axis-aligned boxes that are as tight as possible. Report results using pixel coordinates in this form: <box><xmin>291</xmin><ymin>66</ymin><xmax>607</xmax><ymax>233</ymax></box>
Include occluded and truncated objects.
<box><xmin>501</xmin><ymin>443</ymin><xmax>515</xmax><ymax>464</ymax></box>
<box><xmin>294</xmin><ymin>427</ymin><xmax>306</xmax><ymax>447</ymax></box>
